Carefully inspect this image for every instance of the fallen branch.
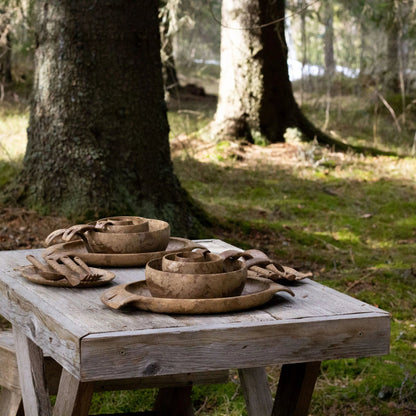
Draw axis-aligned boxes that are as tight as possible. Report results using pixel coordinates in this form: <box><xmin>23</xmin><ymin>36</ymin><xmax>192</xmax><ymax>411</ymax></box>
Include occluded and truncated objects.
<box><xmin>376</xmin><ymin>91</ymin><xmax>401</xmax><ymax>133</ymax></box>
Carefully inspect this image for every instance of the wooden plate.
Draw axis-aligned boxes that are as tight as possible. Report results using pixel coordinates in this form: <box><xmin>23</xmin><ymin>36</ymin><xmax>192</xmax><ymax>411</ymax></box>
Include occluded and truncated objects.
<box><xmin>17</xmin><ymin>265</ymin><xmax>115</xmax><ymax>288</ymax></box>
<box><xmin>42</xmin><ymin>237</ymin><xmax>206</xmax><ymax>267</ymax></box>
<box><xmin>100</xmin><ymin>277</ymin><xmax>294</xmax><ymax>314</ymax></box>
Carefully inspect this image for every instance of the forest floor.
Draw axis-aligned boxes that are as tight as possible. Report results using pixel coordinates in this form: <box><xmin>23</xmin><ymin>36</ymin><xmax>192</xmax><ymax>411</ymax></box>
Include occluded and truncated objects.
<box><xmin>1</xmin><ymin>87</ymin><xmax>416</xmax><ymax>415</ymax></box>
<box><xmin>0</xmin><ymin>207</ymin><xmax>69</xmax><ymax>251</ymax></box>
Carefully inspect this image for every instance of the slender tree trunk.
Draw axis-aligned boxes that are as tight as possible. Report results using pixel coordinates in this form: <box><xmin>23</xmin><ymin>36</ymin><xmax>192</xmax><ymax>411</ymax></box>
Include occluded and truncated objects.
<box><xmin>160</xmin><ymin>2</ymin><xmax>181</xmax><ymax>96</ymax></box>
<box><xmin>163</xmin><ymin>32</ymin><xmax>180</xmax><ymax>93</ymax></box>
<box><xmin>386</xmin><ymin>25</ymin><xmax>400</xmax><ymax>92</ymax></box>
<box><xmin>396</xmin><ymin>0</ymin><xmax>407</xmax><ymax>119</ymax></box>
<box><xmin>4</xmin><ymin>33</ymin><xmax>12</xmax><ymax>83</ymax></box>
<box><xmin>16</xmin><ymin>0</ymin><xmax>202</xmax><ymax>236</ymax></box>
<box><xmin>386</xmin><ymin>0</ymin><xmax>400</xmax><ymax>92</ymax></box>
<box><xmin>322</xmin><ymin>0</ymin><xmax>335</xmax><ymax>129</ymax></box>
<box><xmin>359</xmin><ymin>19</ymin><xmax>367</xmax><ymax>81</ymax></box>
<box><xmin>323</xmin><ymin>1</ymin><xmax>335</xmax><ymax>79</ymax></box>
<box><xmin>0</xmin><ymin>15</ymin><xmax>13</xmax><ymax>86</ymax></box>
<box><xmin>299</xmin><ymin>0</ymin><xmax>307</xmax><ymax>105</ymax></box>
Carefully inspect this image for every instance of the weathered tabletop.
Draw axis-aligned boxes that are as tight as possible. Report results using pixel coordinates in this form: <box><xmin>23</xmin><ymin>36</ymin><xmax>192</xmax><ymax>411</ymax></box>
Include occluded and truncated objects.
<box><xmin>0</xmin><ymin>239</ymin><xmax>390</xmax><ymax>416</ymax></box>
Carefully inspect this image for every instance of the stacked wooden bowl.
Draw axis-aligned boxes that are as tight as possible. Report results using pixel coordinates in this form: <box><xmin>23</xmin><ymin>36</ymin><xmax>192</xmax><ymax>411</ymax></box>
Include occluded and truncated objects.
<box><xmin>45</xmin><ymin>216</ymin><xmax>170</xmax><ymax>254</ymax></box>
<box><xmin>145</xmin><ymin>249</ymin><xmax>247</xmax><ymax>299</ymax></box>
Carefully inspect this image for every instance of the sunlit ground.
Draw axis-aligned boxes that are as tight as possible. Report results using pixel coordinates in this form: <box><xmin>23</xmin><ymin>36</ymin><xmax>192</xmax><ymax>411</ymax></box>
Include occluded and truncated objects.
<box><xmin>1</xmin><ymin>93</ymin><xmax>416</xmax><ymax>415</ymax></box>
<box><xmin>0</xmin><ymin>106</ymin><xmax>28</xmax><ymax>161</ymax></box>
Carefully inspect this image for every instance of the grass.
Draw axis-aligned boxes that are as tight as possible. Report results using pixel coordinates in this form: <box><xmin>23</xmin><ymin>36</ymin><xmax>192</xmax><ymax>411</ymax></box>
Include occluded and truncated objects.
<box><xmin>169</xmin><ymin>90</ymin><xmax>416</xmax><ymax>415</ymax></box>
<box><xmin>0</xmin><ymin>102</ymin><xmax>28</xmax><ymax>188</ymax></box>
<box><xmin>0</xmin><ymin>102</ymin><xmax>29</xmax><ymax>160</ymax></box>
<box><xmin>172</xmin><ymin>144</ymin><xmax>416</xmax><ymax>415</ymax></box>
<box><xmin>1</xmin><ymin>84</ymin><xmax>416</xmax><ymax>415</ymax></box>
<box><xmin>296</xmin><ymin>86</ymin><xmax>416</xmax><ymax>154</ymax></box>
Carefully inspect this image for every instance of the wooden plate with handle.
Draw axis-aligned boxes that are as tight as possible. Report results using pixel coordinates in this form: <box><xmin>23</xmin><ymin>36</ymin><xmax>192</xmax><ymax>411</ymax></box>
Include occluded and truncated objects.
<box><xmin>100</xmin><ymin>277</ymin><xmax>294</xmax><ymax>314</ymax></box>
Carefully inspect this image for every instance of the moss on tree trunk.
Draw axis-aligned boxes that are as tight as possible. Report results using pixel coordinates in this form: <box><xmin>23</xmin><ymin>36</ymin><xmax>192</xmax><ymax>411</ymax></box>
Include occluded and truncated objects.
<box><xmin>16</xmin><ymin>0</ymin><xmax>205</xmax><ymax>236</ymax></box>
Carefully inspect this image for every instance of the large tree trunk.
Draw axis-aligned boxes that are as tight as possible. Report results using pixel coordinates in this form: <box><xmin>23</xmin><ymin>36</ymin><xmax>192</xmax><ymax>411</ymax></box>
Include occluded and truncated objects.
<box><xmin>213</xmin><ymin>0</ymin><xmax>335</xmax><ymax>144</ymax></box>
<box><xmin>213</xmin><ymin>0</ymin><xmax>262</xmax><ymax>142</ymax></box>
<box><xmin>212</xmin><ymin>0</ymin><xmax>395</xmax><ymax>156</ymax></box>
<box><xmin>17</xmin><ymin>0</ymin><xmax>202</xmax><ymax>236</ymax></box>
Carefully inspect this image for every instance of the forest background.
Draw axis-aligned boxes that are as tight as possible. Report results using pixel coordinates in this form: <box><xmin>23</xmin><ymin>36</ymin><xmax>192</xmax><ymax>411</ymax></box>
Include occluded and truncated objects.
<box><xmin>1</xmin><ymin>0</ymin><xmax>416</xmax><ymax>415</ymax></box>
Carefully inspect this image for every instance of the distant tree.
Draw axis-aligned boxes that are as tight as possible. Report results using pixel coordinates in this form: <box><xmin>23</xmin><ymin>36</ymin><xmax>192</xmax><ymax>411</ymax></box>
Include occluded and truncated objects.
<box><xmin>322</xmin><ymin>0</ymin><xmax>335</xmax><ymax>80</ymax></box>
<box><xmin>0</xmin><ymin>33</ymin><xmax>12</xmax><ymax>86</ymax></box>
<box><xmin>15</xmin><ymin>0</ymin><xmax>204</xmax><ymax>236</ymax></box>
<box><xmin>160</xmin><ymin>0</ymin><xmax>215</xmax><ymax>98</ymax></box>
<box><xmin>173</xmin><ymin>0</ymin><xmax>221</xmax><ymax>72</ymax></box>
<box><xmin>386</xmin><ymin>13</ymin><xmax>400</xmax><ymax>92</ymax></box>
<box><xmin>384</xmin><ymin>0</ymin><xmax>410</xmax><ymax>95</ymax></box>
<box><xmin>212</xmin><ymin>0</ymin><xmax>347</xmax><ymax>149</ymax></box>
<box><xmin>341</xmin><ymin>0</ymin><xmax>414</xmax><ymax>95</ymax></box>
<box><xmin>160</xmin><ymin>0</ymin><xmax>182</xmax><ymax>95</ymax></box>
<box><xmin>321</xmin><ymin>0</ymin><xmax>335</xmax><ymax>129</ymax></box>
<box><xmin>0</xmin><ymin>4</ymin><xmax>14</xmax><ymax>87</ymax></box>
<box><xmin>0</xmin><ymin>0</ymin><xmax>36</xmax><ymax>92</ymax></box>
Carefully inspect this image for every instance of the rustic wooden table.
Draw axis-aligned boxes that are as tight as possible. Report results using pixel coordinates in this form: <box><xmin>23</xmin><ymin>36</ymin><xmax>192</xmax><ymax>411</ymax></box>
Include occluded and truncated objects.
<box><xmin>0</xmin><ymin>239</ymin><xmax>390</xmax><ymax>416</ymax></box>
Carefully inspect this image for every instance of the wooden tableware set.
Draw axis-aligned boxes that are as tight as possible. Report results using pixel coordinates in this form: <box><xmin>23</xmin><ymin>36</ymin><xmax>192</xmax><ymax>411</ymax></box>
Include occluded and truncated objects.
<box><xmin>45</xmin><ymin>216</ymin><xmax>170</xmax><ymax>254</ymax></box>
<box><xmin>19</xmin><ymin>216</ymin><xmax>171</xmax><ymax>288</ymax></box>
<box><xmin>18</xmin><ymin>215</ymin><xmax>311</xmax><ymax>313</ymax></box>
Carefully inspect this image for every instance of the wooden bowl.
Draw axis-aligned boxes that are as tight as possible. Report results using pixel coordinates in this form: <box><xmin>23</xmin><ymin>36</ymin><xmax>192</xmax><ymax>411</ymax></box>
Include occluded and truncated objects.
<box><xmin>145</xmin><ymin>258</ymin><xmax>247</xmax><ymax>299</ymax></box>
<box><xmin>85</xmin><ymin>219</ymin><xmax>170</xmax><ymax>254</ymax></box>
<box><xmin>95</xmin><ymin>216</ymin><xmax>149</xmax><ymax>233</ymax></box>
<box><xmin>162</xmin><ymin>251</ymin><xmax>223</xmax><ymax>274</ymax></box>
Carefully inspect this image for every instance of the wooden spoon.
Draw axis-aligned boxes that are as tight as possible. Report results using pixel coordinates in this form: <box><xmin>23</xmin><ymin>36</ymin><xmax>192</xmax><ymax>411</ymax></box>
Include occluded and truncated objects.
<box><xmin>26</xmin><ymin>255</ymin><xmax>64</xmax><ymax>281</ymax></box>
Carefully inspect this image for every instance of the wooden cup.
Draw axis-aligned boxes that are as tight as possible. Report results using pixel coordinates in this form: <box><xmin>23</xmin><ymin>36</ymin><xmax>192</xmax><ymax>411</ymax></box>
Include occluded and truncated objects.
<box><xmin>95</xmin><ymin>216</ymin><xmax>150</xmax><ymax>233</ymax></box>
<box><xmin>161</xmin><ymin>251</ymin><xmax>224</xmax><ymax>274</ymax></box>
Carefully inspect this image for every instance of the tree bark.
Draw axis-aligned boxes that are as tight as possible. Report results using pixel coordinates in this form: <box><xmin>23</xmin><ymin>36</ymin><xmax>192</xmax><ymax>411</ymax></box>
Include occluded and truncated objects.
<box><xmin>257</xmin><ymin>0</ymin><xmax>332</xmax><ymax>144</ymax></box>
<box><xmin>213</xmin><ymin>0</ymin><xmax>262</xmax><ymax>142</ymax></box>
<box><xmin>16</xmin><ymin>0</ymin><xmax>203</xmax><ymax>236</ymax></box>
<box><xmin>213</xmin><ymin>0</ymin><xmax>333</xmax><ymax>144</ymax></box>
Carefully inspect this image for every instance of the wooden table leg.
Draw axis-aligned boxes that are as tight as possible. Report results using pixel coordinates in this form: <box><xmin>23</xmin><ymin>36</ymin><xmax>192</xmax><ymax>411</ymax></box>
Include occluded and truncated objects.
<box><xmin>0</xmin><ymin>388</ymin><xmax>24</xmax><ymax>416</ymax></box>
<box><xmin>272</xmin><ymin>361</ymin><xmax>321</xmax><ymax>416</ymax></box>
<box><xmin>52</xmin><ymin>368</ymin><xmax>94</xmax><ymax>416</ymax></box>
<box><xmin>238</xmin><ymin>367</ymin><xmax>273</xmax><ymax>416</ymax></box>
<box><xmin>13</xmin><ymin>328</ymin><xmax>52</xmax><ymax>416</ymax></box>
<box><xmin>153</xmin><ymin>386</ymin><xmax>194</xmax><ymax>416</ymax></box>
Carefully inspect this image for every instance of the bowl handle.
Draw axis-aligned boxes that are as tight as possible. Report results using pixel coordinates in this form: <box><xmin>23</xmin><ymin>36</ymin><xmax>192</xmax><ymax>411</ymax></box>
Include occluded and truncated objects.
<box><xmin>100</xmin><ymin>285</ymin><xmax>139</xmax><ymax>309</ymax></box>
<box><xmin>45</xmin><ymin>224</ymin><xmax>97</xmax><ymax>245</ymax></box>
